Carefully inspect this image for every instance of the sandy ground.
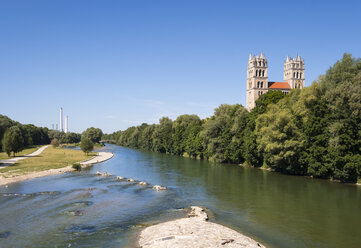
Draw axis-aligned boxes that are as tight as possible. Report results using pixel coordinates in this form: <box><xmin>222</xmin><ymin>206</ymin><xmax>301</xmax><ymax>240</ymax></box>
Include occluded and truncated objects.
<box><xmin>80</xmin><ymin>152</ymin><xmax>114</xmax><ymax>167</ymax></box>
<box><xmin>0</xmin><ymin>151</ymin><xmax>114</xmax><ymax>186</ymax></box>
<box><xmin>139</xmin><ymin>206</ymin><xmax>265</xmax><ymax>248</ymax></box>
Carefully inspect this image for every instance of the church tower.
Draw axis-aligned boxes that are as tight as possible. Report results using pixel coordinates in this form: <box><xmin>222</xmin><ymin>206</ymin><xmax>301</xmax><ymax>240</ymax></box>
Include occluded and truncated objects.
<box><xmin>246</xmin><ymin>52</ymin><xmax>268</xmax><ymax>111</ymax></box>
<box><xmin>284</xmin><ymin>55</ymin><xmax>305</xmax><ymax>89</ymax></box>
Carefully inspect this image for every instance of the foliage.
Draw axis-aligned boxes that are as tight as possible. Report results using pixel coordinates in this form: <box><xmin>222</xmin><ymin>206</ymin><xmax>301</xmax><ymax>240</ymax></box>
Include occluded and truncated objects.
<box><xmin>0</xmin><ymin>115</ymin><xmax>49</xmax><ymax>152</ymax></box>
<box><xmin>82</xmin><ymin>127</ymin><xmax>103</xmax><ymax>144</ymax></box>
<box><xmin>105</xmin><ymin>53</ymin><xmax>361</xmax><ymax>183</ymax></box>
<box><xmin>50</xmin><ymin>138</ymin><xmax>60</xmax><ymax>148</ymax></box>
<box><xmin>1</xmin><ymin>126</ymin><xmax>24</xmax><ymax>157</ymax></box>
<box><xmin>72</xmin><ymin>163</ymin><xmax>81</xmax><ymax>171</ymax></box>
<box><xmin>80</xmin><ymin>137</ymin><xmax>94</xmax><ymax>155</ymax></box>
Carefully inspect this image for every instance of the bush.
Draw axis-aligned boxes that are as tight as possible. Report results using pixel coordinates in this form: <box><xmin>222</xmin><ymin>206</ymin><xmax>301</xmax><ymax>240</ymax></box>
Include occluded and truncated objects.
<box><xmin>72</xmin><ymin>163</ymin><xmax>81</xmax><ymax>171</ymax></box>
<box><xmin>50</xmin><ymin>138</ymin><xmax>59</xmax><ymax>148</ymax></box>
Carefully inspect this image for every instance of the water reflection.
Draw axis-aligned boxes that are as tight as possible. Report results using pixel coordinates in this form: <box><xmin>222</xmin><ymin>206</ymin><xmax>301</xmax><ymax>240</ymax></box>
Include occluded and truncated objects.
<box><xmin>0</xmin><ymin>144</ymin><xmax>360</xmax><ymax>248</ymax></box>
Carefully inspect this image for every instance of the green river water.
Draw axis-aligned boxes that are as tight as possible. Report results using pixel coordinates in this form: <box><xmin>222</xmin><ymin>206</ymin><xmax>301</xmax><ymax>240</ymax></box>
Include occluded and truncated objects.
<box><xmin>0</xmin><ymin>144</ymin><xmax>360</xmax><ymax>247</ymax></box>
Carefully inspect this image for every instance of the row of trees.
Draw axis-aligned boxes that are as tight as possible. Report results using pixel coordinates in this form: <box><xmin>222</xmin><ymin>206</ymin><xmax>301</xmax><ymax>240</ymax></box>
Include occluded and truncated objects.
<box><xmin>104</xmin><ymin>54</ymin><xmax>361</xmax><ymax>183</ymax></box>
<box><xmin>0</xmin><ymin>115</ymin><xmax>50</xmax><ymax>156</ymax></box>
<box><xmin>0</xmin><ymin>115</ymin><xmax>103</xmax><ymax>157</ymax></box>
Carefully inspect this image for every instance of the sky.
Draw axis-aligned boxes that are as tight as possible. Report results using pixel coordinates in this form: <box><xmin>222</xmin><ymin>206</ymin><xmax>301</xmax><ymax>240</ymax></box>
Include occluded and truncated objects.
<box><xmin>0</xmin><ymin>0</ymin><xmax>360</xmax><ymax>134</ymax></box>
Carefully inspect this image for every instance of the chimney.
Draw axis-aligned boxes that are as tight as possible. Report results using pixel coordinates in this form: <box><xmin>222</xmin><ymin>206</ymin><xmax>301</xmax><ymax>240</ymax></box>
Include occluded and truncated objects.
<box><xmin>65</xmin><ymin>116</ymin><xmax>68</xmax><ymax>133</ymax></box>
<box><xmin>60</xmin><ymin>107</ymin><xmax>63</xmax><ymax>132</ymax></box>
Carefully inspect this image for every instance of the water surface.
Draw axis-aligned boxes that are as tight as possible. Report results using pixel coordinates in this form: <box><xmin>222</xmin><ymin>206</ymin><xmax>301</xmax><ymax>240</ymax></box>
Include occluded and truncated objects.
<box><xmin>0</xmin><ymin>144</ymin><xmax>360</xmax><ymax>247</ymax></box>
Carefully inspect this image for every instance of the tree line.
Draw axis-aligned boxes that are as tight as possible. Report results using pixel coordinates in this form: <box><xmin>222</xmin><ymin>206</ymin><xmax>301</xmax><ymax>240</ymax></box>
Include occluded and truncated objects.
<box><xmin>104</xmin><ymin>54</ymin><xmax>361</xmax><ymax>183</ymax></box>
<box><xmin>1</xmin><ymin>114</ymin><xmax>103</xmax><ymax>157</ymax></box>
<box><xmin>0</xmin><ymin>115</ymin><xmax>50</xmax><ymax>156</ymax></box>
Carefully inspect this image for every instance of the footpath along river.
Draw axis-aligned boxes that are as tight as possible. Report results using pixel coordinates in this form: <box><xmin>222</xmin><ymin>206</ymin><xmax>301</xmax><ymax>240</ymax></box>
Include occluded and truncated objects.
<box><xmin>0</xmin><ymin>144</ymin><xmax>360</xmax><ymax>248</ymax></box>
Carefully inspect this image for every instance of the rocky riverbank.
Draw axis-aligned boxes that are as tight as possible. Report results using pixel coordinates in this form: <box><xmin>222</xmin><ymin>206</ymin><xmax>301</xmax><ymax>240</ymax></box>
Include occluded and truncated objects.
<box><xmin>138</xmin><ymin>206</ymin><xmax>265</xmax><ymax>248</ymax></box>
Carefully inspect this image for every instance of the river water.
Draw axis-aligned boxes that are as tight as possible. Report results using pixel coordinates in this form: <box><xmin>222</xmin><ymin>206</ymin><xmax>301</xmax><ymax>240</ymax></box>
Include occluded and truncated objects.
<box><xmin>0</xmin><ymin>144</ymin><xmax>360</xmax><ymax>248</ymax></box>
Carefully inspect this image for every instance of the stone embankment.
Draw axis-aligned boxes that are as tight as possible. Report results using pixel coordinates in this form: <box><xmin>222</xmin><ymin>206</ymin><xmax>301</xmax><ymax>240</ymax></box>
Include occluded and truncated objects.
<box><xmin>138</xmin><ymin>206</ymin><xmax>265</xmax><ymax>248</ymax></box>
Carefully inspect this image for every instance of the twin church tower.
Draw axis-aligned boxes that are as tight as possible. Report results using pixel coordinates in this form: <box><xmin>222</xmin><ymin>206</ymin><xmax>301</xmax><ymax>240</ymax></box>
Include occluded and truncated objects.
<box><xmin>246</xmin><ymin>53</ymin><xmax>305</xmax><ymax>110</ymax></box>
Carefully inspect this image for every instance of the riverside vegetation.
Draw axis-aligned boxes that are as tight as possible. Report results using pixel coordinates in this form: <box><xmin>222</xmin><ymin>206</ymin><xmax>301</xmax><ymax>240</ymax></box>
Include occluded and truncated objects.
<box><xmin>1</xmin><ymin>113</ymin><xmax>104</xmax><ymax>176</ymax></box>
<box><xmin>104</xmin><ymin>54</ymin><xmax>361</xmax><ymax>183</ymax></box>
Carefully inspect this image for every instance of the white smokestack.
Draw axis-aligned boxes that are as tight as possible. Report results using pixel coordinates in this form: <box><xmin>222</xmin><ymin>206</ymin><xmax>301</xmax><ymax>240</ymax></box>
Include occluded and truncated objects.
<box><xmin>60</xmin><ymin>107</ymin><xmax>63</xmax><ymax>132</ymax></box>
<box><xmin>65</xmin><ymin>116</ymin><xmax>68</xmax><ymax>133</ymax></box>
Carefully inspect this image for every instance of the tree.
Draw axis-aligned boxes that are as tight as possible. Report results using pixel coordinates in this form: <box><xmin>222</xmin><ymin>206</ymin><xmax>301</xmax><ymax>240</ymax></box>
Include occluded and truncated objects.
<box><xmin>50</xmin><ymin>138</ymin><xmax>60</xmax><ymax>148</ymax></box>
<box><xmin>152</xmin><ymin>117</ymin><xmax>173</xmax><ymax>153</ymax></box>
<box><xmin>82</xmin><ymin>127</ymin><xmax>103</xmax><ymax>143</ymax></box>
<box><xmin>256</xmin><ymin>104</ymin><xmax>305</xmax><ymax>174</ymax></box>
<box><xmin>1</xmin><ymin>126</ymin><xmax>24</xmax><ymax>157</ymax></box>
<box><xmin>80</xmin><ymin>137</ymin><xmax>93</xmax><ymax>155</ymax></box>
<box><xmin>172</xmin><ymin>115</ymin><xmax>202</xmax><ymax>156</ymax></box>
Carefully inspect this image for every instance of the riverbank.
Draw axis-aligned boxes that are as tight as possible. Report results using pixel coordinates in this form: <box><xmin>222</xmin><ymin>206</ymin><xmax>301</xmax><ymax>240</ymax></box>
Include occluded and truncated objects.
<box><xmin>0</xmin><ymin>149</ymin><xmax>114</xmax><ymax>186</ymax></box>
<box><xmin>0</xmin><ymin>145</ymin><xmax>50</xmax><ymax>167</ymax></box>
<box><xmin>138</xmin><ymin>206</ymin><xmax>265</xmax><ymax>248</ymax></box>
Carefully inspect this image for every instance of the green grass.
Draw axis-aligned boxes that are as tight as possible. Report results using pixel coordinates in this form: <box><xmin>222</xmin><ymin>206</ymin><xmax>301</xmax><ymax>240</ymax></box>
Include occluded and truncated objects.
<box><xmin>0</xmin><ymin>147</ymin><xmax>96</xmax><ymax>178</ymax></box>
<box><xmin>0</xmin><ymin>145</ymin><xmax>41</xmax><ymax>160</ymax></box>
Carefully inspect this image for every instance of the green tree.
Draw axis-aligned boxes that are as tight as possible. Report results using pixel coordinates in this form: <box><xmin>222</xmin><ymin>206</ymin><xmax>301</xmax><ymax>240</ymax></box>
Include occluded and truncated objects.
<box><xmin>172</xmin><ymin>115</ymin><xmax>201</xmax><ymax>156</ymax></box>
<box><xmin>80</xmin><ymin>137</ymin><xmax>94</xmax><ymax>155</ymax></box>
<box><xmin>1</xmin><ymin>126</ymin><xmax>24</xmax><ymax>157</ymax></box>
<box><xmin>82</xmin><ymin>127</ymin><xmax>103</xmax><ymax>143</ymax></box>
<box><xmin>256</xmin><ymin>104</ymin><xmax>305</xmax><ymax>174</ymax></box>
<box><xmin>152</xmin><ymin>117</ymin><xmax>173</xmax><ymax>153</ymax></box>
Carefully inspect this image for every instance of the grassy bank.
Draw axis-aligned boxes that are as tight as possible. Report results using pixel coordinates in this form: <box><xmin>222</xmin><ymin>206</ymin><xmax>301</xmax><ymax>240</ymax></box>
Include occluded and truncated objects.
<box><xmin>0</xmin><ymin>147</ymin><xmax>96</xmax><ymax>178</ymax></box>
<box><xmin>0</xmin><ymin>145</ymin><xmax>41</xmax><ymax>160</ymax></box>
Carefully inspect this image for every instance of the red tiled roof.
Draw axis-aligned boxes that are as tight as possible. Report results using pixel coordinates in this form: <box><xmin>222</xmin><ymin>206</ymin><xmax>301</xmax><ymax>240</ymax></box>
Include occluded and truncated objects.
<box><xmin>269</xmin><ymin>82</ymin><xmax>290</xmax><ymax>89</ymax></box>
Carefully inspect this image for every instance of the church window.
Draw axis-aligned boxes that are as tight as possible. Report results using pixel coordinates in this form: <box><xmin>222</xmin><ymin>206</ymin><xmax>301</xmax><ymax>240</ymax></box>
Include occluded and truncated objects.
<box><xmin>300</xmin><ymin>72</ymin><xmax>302</xmax><ymax>78</ymax></box>
<box><xmin>262</xmin><ymin>70</ymin><xmax>265</xmax><ymax>77</ymax></box>
<box><xmin>297</xmin><ymin>72</ymin><xmax>299</xmax><ymax>78</ymax></box>
<box><xmin>293</xmin><ymin>72</ymin><xmax>296</xmax><ymax>78</ymax></box>
<box><xmin>261</xmin><ymin>82</ymin><xmax>264</xmax><ymax>88</ymax></box>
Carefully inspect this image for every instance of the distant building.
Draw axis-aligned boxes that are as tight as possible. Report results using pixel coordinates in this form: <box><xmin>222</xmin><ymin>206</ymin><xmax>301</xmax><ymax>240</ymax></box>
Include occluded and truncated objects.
<box><xmin>246</xmin><ymin>53</ymin><xmax>305</xmax><ymax>111</ymax></box>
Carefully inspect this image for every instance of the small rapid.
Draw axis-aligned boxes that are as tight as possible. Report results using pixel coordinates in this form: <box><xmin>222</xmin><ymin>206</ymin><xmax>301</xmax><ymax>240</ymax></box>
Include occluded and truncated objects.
<box><xmin>0</xmin><ymin>144</ymin><xmax>360</xmax><ymax>248</ymax></box>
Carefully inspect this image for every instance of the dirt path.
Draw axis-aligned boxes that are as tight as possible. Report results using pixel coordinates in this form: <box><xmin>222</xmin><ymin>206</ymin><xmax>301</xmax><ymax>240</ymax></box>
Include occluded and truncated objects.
<box><xmin>0</xmin><ymin>151</ymin><xmax>114</xmax><ymax>186</ymax></box>
<box><xmin>0</xmin><ymin>145</ymin><xmax>50</xmax><ymax>168</ymax></box>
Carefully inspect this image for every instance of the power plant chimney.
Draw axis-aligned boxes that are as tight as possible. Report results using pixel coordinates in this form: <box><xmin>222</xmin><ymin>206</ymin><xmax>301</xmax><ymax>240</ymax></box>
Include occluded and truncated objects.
<box><xmin>65</xmin><ymin>116</ymin><xmax>68</xmax><ymax>133</ymax></box>
<box><xmin>60</xmin><ymin>107</ymin><xmax>63</xmax><ymax>132</ymax></box>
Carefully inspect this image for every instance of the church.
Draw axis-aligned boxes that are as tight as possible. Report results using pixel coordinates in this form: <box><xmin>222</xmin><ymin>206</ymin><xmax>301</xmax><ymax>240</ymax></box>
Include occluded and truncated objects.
<box><xmin>246</xmin><ymin>53</ymin><xmax>305</xmax><ymax>111</ymax></box>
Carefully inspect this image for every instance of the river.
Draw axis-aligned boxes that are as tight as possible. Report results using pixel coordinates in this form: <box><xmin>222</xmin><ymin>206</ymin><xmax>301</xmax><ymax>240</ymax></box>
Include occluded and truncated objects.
<box><xmin>0</xmin><ymin>144</ymin><xmax>360</xmax><ymax>248</ymax></box>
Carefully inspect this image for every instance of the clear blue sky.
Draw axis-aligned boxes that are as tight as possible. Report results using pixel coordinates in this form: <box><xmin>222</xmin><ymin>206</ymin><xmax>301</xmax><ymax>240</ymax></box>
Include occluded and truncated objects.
<box><xmin>1</xmin><ymin>0</ymin><xmax>360</xmax><ymax>133</ymax></box>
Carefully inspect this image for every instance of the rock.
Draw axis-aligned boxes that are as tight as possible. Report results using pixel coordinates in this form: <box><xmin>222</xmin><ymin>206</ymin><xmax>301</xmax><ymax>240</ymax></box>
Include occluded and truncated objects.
<box><xmin>127</xmin><ymin>178</ymin><xmax>135</xmax><ymax>182</ymax></box>
<box><xmin>96</xmin><ymin>171</ymin><xmax>101</xmax><ymax>175</ymax></box>
<box><xmin>139</xmin><ymin>181</ymin><xmax>148</xmax><ymax>186</ymax></box>
<box><xmin>101</xmin><ymin>172</ymin><xmax>111</xmax><ymax>177</ymax></box>
<box><xmin>116</xmin><ymin>176</ymin><xmax>124</xmax><ymax>180</ymax></box>
<box><xmin>152</xmin><ymin>185</ymin><xmax>166</xmax><ymax>191</ymax></box>
<box><xmin>0</xmin><ymin>231</ymin><xmax>11</xmax><ymax>238</ymax></box>
<box><xmin>138</xmin><ymin>206</ymin><xmax>266</xmax><ymax>248</ymax></box>
<box><xmin>69</xmin><ymin>209</ymin><xmax>84</xmax><ymax>216</ymax></box>
<box><xmin>188</xmin><ymin>206</ymin><xmax>208</xmax><ymax>221</ymax></box>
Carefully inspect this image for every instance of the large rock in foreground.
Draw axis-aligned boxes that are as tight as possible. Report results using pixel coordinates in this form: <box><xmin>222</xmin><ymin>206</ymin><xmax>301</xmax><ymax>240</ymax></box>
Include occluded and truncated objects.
<box><xmin>138</xmin><ymin>206</ymin><xmax>265</xmax><ymax>248</ymax></box>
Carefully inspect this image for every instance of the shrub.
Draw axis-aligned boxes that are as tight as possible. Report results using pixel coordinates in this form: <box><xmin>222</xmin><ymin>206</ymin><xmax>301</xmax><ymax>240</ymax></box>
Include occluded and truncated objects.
<box><xmin>50</xmin><ymin>138</ymin><xmax>59</xmax><ymax>148</ymax></box>
<box><xmin>72</xmin><ymin>163</ymin><xmax>81</xmax><ymax>171</ymax></box>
